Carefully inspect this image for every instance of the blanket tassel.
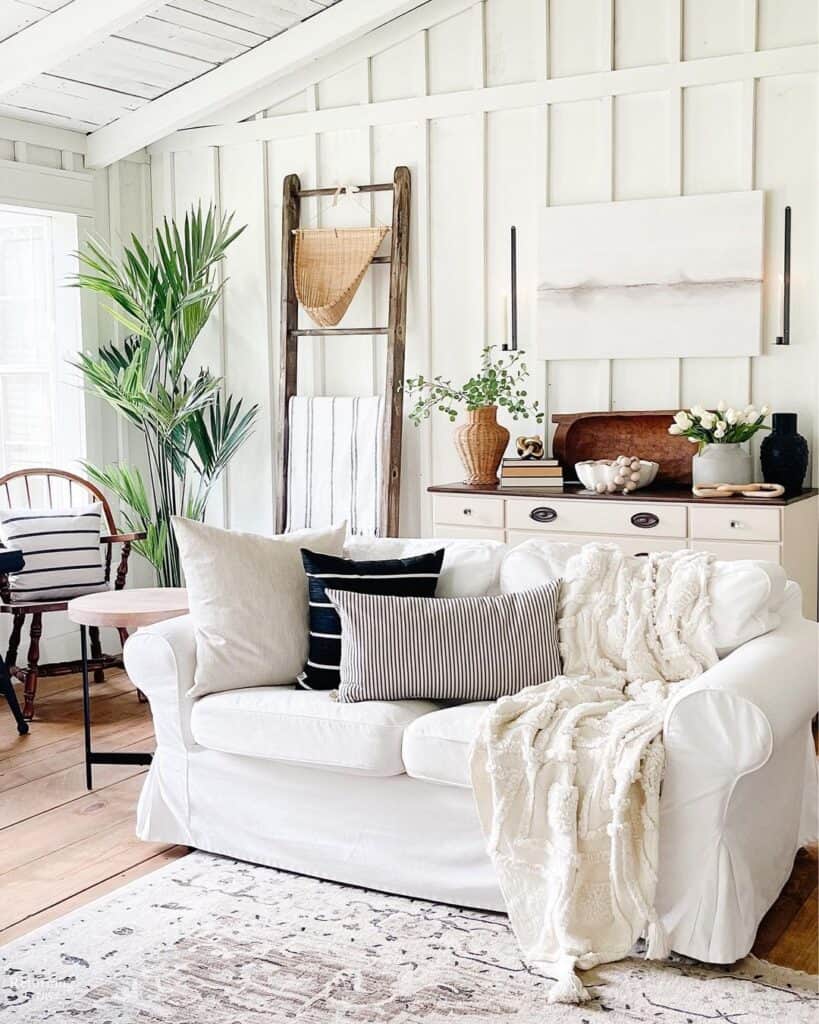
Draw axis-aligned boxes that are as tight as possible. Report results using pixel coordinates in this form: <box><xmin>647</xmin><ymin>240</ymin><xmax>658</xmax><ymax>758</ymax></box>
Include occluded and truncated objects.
<box><xmin>548</xmin><ymin>956</ymin><xmax>590</xmax><ymax>1004</ymax></box>
<box><xmin>646</xmin><ymin>916</ymin><xmax>671</xmax><ymax>960</ymax></box>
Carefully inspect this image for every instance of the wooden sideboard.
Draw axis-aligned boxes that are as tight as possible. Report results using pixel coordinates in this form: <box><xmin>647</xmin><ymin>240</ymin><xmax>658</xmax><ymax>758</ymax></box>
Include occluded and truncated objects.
<box><xmin>429</xmin><ymin>483</ymin><xmax>819</xmax><ymax>621</ymax></box>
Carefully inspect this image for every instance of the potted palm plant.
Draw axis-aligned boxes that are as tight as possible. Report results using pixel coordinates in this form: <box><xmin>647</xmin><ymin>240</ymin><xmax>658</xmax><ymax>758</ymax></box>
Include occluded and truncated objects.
<box><xmin>405</xmin><ymin>346</ymin><xmax>544</xmax><ymax>486</ymax></box>
<box><xmin>71</xmin><ymin>204</ymin><xmax>257</xmax><ymax>587</ymax></box>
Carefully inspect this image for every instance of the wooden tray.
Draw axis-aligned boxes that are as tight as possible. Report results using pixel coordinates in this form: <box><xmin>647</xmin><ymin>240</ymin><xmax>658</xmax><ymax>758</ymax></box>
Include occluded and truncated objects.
<box><xmin>552</xmin><ymin>410</ymin><xmax>693</xmax><ymax>486</ymax></box>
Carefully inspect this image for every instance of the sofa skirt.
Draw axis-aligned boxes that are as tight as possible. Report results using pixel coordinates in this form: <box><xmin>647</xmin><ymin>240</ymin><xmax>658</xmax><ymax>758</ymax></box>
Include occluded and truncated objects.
<box><xmin>137</xmin><ymin>747</ymin><xmax>508</xmax><ymax>913</ymax></box>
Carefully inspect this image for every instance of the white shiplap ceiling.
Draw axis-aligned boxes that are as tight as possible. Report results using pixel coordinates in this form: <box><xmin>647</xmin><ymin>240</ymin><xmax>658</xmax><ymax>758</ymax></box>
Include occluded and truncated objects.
<box><xmin>0</xmin><ymin>0</ymin><xmax>339</xmax><ymax>133</ymax></box>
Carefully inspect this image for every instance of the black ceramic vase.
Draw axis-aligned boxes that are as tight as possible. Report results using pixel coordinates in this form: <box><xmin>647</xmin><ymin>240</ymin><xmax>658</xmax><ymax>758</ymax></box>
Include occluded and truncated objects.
<box><xmin>760</xmin><ymin>412</ymin><xmax>809</xmax><ymax>496</ymax></box>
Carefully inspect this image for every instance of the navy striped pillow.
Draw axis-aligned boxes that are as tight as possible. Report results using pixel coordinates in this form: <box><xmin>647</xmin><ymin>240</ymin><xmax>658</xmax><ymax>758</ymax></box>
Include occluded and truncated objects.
<box><xmin>300</xmin><ymin>547</ymin><xmax>445</xmax><ymax>691</ymax></box>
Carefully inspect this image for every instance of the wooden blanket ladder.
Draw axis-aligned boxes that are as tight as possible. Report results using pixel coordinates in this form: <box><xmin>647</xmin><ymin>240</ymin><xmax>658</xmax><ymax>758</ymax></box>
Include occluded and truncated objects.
<box><xmin>277</xmin><ymin>165</ymin><xmax>410</xmax><ymax>536</ymax></box>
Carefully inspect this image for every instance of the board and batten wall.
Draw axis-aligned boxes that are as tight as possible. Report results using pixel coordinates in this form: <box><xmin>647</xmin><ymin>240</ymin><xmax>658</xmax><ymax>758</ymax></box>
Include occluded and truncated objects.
<box><xmin>148</xmin><ymin>0</ymin><xmax>819</xmax><ymax>538</ymax></box>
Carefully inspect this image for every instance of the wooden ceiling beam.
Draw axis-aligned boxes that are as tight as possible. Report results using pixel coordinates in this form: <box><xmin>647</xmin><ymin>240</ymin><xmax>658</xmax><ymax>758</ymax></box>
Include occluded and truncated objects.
<box><xmin>0</xmin><ymin>0</ymin><xmax>162</xmax><ymax>101</ymax></box>
<box><xmin>85</xmin><ymin>0</ymin><xmax>428</xmax><ymax>168</ymax></box>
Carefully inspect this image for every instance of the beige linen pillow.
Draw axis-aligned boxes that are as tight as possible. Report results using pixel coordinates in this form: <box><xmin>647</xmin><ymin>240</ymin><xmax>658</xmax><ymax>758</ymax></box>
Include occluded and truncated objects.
<box><xmin>172</xmin><ymin>517</ymin><xmax>346</xmax><ymax>697</ymax></box>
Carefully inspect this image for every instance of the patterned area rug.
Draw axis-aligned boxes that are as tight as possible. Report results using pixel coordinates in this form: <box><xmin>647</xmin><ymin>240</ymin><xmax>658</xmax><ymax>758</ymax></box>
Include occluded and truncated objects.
<box><xmin>2</xmin><ymin>851</ymin><xmax>816</xmax><ymax>1022</ymax></box>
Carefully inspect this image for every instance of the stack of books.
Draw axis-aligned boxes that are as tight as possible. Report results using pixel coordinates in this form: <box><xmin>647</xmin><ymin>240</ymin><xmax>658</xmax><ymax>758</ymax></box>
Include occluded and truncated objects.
<box><xmin>499</xmin><ymin>457</ymin><xmax>564</xmax><ymax>489</ymax></box>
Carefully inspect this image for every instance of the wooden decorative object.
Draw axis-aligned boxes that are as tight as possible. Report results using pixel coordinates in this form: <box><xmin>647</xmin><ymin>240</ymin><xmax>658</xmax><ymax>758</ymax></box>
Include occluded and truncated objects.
<box><xmin>0</xmin><ymin>467</ymin><xmax>146</xmax><ymax>719</ymax></box>
<box><xmin>454</xmin><ymin>406</ymin><xmax>510</xmax><ymax>486</ymax></box>
<box><xmin>277</xmin><ymin>167</ymin><xmax>410</xmax><ymax>537</ymax></box>
<box><xmin>516</xmin><ymin>435</ymin><xmax>544</xmax><ymax>459</ymax></box>
<box><xmin>692</xmin><ymin>482</ymin><xmax>786</xmax><ymax>499</ymax></box>
<box><xmin>552</xmin><ymin>411</ymin><xmax>693</xmax><ymax>485</ymax></box>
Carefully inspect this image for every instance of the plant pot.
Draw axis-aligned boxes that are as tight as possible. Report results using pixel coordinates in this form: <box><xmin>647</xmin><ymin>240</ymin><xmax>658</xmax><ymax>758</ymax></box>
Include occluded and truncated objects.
<box><xmin>454</xmin><ymin>406</ymin><xmax>510</xmax><ymax>486</ymax></box>
<box><xmin>691</xmin><ymin>442</ymin><xmax>753</xmax><ymax>487</ymax></box>
<box><xmin>760</xmin><ymin>412</ymin><xmax>809</xmax><ymax>497</ymax></box>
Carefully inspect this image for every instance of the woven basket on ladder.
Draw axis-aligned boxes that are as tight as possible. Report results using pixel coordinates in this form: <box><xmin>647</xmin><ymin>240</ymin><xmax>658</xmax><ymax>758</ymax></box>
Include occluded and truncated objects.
<box><xmin>293</xmin><ymin>226</ymin><xmax>389</xmax><ymax>328</ymax></box>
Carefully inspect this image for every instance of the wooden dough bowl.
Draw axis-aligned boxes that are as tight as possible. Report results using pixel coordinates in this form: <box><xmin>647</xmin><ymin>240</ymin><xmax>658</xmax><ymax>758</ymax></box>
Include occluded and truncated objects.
<box><xmin>552</xmin><ymin>411</ymin><xmax>693</xmax><ymax>486</ymax></box>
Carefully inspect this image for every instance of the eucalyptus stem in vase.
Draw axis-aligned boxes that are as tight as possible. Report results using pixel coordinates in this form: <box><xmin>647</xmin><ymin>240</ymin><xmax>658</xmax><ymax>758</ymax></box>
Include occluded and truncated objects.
<box><xmin>405</xmin><ymin>346</ymin><xmax>544</xmax><ymax>486</ymax></box>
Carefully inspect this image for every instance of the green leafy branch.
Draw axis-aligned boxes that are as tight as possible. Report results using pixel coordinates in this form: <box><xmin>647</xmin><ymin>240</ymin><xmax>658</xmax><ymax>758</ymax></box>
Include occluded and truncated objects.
<box><xmin>404</xmin><ymin>346</ymin><xmax>544</xmax><ymax>426</ymax></box>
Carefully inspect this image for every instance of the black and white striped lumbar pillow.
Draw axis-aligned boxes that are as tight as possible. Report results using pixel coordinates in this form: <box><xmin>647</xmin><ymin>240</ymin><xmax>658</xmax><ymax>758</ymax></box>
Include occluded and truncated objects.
<box><xmin>300</xmin><ymin>547</ymin><xmax>445</xmax><ymax>691</ymax></box>
<box><xmin>0</xmin><ymin>502</ymin><xmax>107</xmax><ymax>602</ymax></box>
<box><xmin>327</xmin><ymin>582</ymin><xmax>562</xmax><ymax>703</ymax></box>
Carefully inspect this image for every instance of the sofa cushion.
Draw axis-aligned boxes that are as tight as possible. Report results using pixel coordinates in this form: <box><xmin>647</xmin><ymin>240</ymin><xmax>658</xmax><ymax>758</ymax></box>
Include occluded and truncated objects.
<box><xmin>402</xmin><ymin>703</ymin><xmax>491</xmax><ymax>788</ymax></box>
<box><xmin>500</xmin><ymin>538</ymin><xmax>787</xmax><ymax>656</ymax></box>
<box><xmin>343</xmin><ymin>536</ymin><xmax>506</xmax><ymax>597</ymax></box>
<box><xmin>173</xmin><ymin>517</ymin><xmax>347</xmax><ymax>698</ymax></box>
<box><xmin>330</xmin><ymin>582</ymin><xmax>562</xmax><ymax>704</ymax></box>
<box><xmin>190</xmin><ymin>687</ymin><xmax>438</xmax><ymax>777</ymax></box>
<box><xmin>299</xmin><ymin>546</ymin><xmax>445</xmax><ymax>691</ymax></box>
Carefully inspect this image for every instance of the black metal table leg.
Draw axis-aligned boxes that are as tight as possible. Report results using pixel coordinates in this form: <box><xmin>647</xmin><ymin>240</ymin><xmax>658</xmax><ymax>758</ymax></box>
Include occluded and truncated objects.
<box><xmin>81</xmin><ymin>624</ymin><xmax>93</xmax><ymax>790</ymax></box>
<box><xmin>80</xmin><ymin>623</ymin><xmax>152</xmax><ymax>791</ymax></box>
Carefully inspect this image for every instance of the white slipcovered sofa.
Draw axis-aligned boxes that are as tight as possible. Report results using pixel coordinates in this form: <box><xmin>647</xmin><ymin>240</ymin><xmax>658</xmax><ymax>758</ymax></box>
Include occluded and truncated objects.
<box><xmin>125</xmin><ymin>537</ymin><xmax>818</xmax><ymax>965</ymax></box>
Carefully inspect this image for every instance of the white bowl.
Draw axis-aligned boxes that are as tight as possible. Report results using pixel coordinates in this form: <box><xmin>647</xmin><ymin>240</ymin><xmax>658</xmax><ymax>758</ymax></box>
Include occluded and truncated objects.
<box><xmin>575</xmin><ymin>459</ymin><xmax>659</xmax><ymax>493</ymax></box>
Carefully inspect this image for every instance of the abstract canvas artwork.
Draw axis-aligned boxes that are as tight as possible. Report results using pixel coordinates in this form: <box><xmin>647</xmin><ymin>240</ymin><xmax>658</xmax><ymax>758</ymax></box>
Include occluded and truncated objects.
<box><xmin>536</xmin><ymin>191</ymin><xmax>764</xmax><ymax>360</ymax></box>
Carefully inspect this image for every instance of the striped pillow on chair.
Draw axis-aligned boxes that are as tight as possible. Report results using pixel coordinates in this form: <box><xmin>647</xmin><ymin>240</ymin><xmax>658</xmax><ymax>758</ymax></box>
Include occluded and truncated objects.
<box><xmin>300</xmin><ymin>547</ymin><xmax>445</xmax><ymax>691</ymax></box>
<box><xmin>328</xmin><ymin>582</ymin><xmax>562</xmax><ymax>703</ymax></box>
<box><xmin>0</xmin><ymin>503</ymin><xmax>108</xmax><ymax>602</ymax></box>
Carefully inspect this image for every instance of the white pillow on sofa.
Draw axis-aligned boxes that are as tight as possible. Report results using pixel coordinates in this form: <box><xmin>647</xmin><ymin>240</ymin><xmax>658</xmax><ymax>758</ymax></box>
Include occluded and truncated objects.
<box><xmin>173</xmin><ymin>517</ymin><xmax>346</xmax><ymax>697</ymax></box>
<box><xmin>500</xmin><ymin>538</ymin><xmax>786</xmax><ymax>657</ymax></box>
<box><xmin>343</xmin><ymin>536</ymin><xmax>506</xmax><ymax>597</ymax></box>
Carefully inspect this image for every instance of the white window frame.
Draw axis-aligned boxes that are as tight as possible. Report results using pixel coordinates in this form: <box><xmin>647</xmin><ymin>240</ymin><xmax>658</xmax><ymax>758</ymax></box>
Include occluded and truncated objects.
<box><xmin>0</xmin><ymin>202</ymin><xmax>85</xmax><ymax>476</ymax></box>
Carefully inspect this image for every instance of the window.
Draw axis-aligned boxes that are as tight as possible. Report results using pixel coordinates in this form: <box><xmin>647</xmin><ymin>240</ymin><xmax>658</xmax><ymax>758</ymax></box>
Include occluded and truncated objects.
<box><xmin>0</xmin><ymin>205</ymin><xmax>84</xmax><ymax>475</ymax></box>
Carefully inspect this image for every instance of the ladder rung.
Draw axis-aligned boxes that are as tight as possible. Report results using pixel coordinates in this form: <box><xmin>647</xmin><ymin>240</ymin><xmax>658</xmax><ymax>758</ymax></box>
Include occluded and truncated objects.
<box><xmin>371</xmin><ymin>256</ymin><xmax>391</xmax><ymax>264</ymax></box>
<box><xmin>298</xmin><ymin>182</ymin><xmax>394</xmax><ymax>198</ymax></box>
<box><xmin>291</xmin><ymin>327</ymin><xmax>390</xmax><ymax>337</ymax></box>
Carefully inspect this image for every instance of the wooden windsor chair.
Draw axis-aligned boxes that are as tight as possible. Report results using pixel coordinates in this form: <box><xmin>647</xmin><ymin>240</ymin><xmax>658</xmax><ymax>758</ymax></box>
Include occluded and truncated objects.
<box><xmin>0</xmin><ymin>468</ymin><xmax>145</xmax><ymax>719</ymax></box>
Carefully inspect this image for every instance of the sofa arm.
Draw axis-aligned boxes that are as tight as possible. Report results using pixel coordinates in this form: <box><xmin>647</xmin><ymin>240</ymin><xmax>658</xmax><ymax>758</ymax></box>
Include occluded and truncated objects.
<box><xmin>665</xmin><ymin>615</ymin><xmax>818</xmax><ymax>749</ymax></box>
<box><xmin>124</xmin><ymin>613</ymin><xmax>198</xmax><ymax>751</ymax></box>
<box><xmin>657</xmin><ymin>617</ymin><xmax>818</xmax><ymax>963</ymax></box>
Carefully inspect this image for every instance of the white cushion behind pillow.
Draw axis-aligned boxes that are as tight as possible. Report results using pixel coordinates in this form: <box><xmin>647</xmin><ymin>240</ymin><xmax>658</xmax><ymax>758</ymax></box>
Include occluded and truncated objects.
<box><xmin>173</xmin><ymin>517</ymin><xmax>346</xmax><ymax>697</ymax></box>
<box><xmin>343</xmin><ymin>536</ymin><xmax>506</xmax><ymax>597</ymax></box>
<box><xmin>501</xmin><ymin>538</ymin><xmax>786</xmax><ymax>656</ymax></box>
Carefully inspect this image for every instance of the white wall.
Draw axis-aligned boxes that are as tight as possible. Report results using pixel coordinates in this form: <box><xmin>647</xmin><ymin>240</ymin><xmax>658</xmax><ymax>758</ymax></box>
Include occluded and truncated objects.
<box><xmin>149</xmin><ymin>0</ymin><xmax>818</xmax><ymax>538</ymax></box>
<box><xmin>0</xmin><ymin>117</ymin><xmax>153</xmax><ymax>662</ymax></box>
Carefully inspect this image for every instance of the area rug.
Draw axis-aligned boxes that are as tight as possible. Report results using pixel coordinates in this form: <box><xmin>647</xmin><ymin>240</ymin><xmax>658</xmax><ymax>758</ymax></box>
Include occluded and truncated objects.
<box><xmin>2</xmin><ymin>852</ymin><xmax>816</xmax><ymax>1022</ymax></box>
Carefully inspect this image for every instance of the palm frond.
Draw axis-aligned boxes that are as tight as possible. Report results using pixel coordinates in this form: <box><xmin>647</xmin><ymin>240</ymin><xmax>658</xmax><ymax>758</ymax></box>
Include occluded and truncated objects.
<box><xmin>71</xmin><ymin>204</ymin><xmax>250</xmax><ymax>585</ymax></box>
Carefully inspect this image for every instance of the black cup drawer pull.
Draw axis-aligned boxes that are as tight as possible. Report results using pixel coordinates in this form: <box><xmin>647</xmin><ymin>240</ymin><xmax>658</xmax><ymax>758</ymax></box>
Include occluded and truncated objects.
<box><xmin>530</xmin><ymin>507</ymin><xmax>557</xmax><ymax>524</ymax></box>
<box><xmin>631</xmin><ymin>512</ymin><xmax>660</xmax><ymax>529</ymax></box>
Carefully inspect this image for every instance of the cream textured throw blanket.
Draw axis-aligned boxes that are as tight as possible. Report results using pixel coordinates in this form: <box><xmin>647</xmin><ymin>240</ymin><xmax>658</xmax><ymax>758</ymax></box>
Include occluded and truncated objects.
<box><xmin>470</xmin><ymin>545</ymin><xmax>718</xmax><ymax>1004</ymax></box>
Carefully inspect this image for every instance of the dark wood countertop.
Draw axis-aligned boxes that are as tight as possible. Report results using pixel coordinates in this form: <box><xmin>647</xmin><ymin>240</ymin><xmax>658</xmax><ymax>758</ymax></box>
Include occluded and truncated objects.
<box><xmin>428</xmin><ymin>482</ymin><xmax>819</xmax><ymax>507</ymax></box>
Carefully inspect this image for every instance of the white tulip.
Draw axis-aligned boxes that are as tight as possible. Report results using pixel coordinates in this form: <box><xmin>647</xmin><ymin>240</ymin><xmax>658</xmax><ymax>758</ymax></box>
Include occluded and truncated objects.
<box><xmin>668</xmin><ymin>423</ymin><xmax>683</xmax><ymax>435</ymax></box>
<box><xmin>673</xmin><ymin>410</ymin><xmax>692</xmax><ymax>429</ymax></box>
<box><xmin>690</xmin><ymin>405</ymin><xmax>705</xmax><ymax>419</ymax></box>
<box><xmin>688</xmin><ymin>436</ymin><xmax>699</xmax><ymax>443</ymax></box>
<box><xmin>717</xmin><ymin>400</ymin><xmax>726</xmax><ymax>412</ymax></box>
<box><xmin>745</xmin><ymin>407</ymin><xmax>758</xmax><ymax>422</ymax></box>
<box><xmin>700</xmin><ymin>411</ymin><xmax>716</xmax><ymax>429</ymax></box>
<box><xmin>714</xmin><ymin>421</ymin><xmax>727</xmax><ymax>438</ymax></box>
<box><xmin>724</xmin><ymin>408</ymin><xmax>739</xmax><ymax>424</ymax></box>
<box><xmin>760</xmin><ymin>404</ymin><xmax>770</xmax><ymax>415</ymax></box>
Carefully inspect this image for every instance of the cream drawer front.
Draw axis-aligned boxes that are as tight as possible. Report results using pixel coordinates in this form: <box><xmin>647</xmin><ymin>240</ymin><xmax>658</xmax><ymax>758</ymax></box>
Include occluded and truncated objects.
<box><xmin>433</xmin><ymin>522</ymin><xmax>505</xmax><ymax>543</ymax></box>
<box><xmin>690</xmin><ymin>505</ymin><xmax>781</xmax><ymax>542</ymax></box>
<box><xmin>506</xmin><ymin>498</ymin><xmax>687</xmax><ymax>539</ymax></box>
<box><xmin>508</xmin><ymin>530</ymin><xmax>686</xmax><ymax>555</ymax></box>
<box><xmin>433</xmin><ymin>494</ymin><xmax>504</xmax><ymax>530</ymax></box>
<box><xmin>690</xmin><ymin>539</ymin><xmax>782</xmax><ymax>563</ymax></box>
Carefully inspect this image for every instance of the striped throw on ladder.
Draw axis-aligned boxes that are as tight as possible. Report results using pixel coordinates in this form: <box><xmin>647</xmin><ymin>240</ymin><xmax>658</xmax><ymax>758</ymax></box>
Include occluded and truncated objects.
<box><xmin>285</xmin><ymin>395</ymin><xmax>384</xmax><ymax>536</ymax></box>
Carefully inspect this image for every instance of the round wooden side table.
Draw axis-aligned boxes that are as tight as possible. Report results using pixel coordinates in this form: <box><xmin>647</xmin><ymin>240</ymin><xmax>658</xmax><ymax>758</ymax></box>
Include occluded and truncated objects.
<box><xmin>68</xmin><ymin>588</ymin><xmax>188</xmax><ymax>790</ymax></box>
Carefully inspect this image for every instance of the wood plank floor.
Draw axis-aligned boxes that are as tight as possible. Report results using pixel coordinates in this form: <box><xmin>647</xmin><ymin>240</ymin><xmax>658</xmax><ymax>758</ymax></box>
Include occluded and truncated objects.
<box><xmin>0</xmin><ymin>670</ymin><xmax>816</xmax><ymax>974</ymax></box>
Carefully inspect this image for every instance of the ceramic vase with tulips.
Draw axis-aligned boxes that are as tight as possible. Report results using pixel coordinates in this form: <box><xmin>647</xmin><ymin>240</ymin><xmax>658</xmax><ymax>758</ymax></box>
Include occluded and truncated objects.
<box><xmin>668</xmin><ymin>402</ymin><xmax>771</xmax><ymax>486</ymax></box>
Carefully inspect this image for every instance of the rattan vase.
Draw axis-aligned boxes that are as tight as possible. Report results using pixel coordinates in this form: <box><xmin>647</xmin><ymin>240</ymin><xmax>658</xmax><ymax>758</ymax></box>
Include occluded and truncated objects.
<box><xmin>454</xmin><ymin>406</ymin><xmax>510</xmax><ymax>486</ymax></box>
